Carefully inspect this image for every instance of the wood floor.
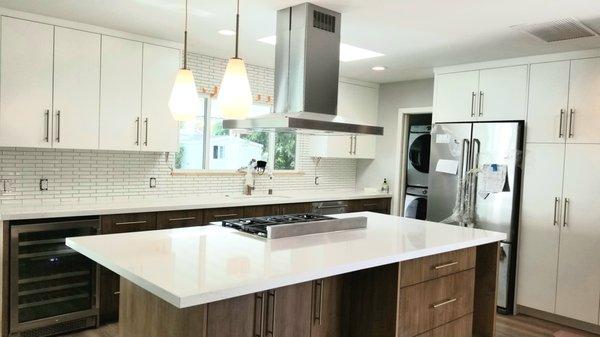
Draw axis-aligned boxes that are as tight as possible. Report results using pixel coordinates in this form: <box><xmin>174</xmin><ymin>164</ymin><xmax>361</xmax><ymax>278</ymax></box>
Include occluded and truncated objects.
<box><xmin>61</xmin><ymin>314</ymin><xmax>599</xmax><ymax>337</ymax></box>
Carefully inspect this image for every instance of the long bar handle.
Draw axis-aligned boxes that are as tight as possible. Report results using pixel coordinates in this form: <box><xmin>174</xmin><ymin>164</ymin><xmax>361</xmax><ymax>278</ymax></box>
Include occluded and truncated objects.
<box><xmin>254</xmin><ymin>292</ymin><xmax>264</xmax><ymax>337</ymax></box>
<box><xmin>568</xmin><ymin>109</ymin><xmax>575</xmax><ymax>138</ymax></box>
<box><xmin>563</xmin><ymin>198</ymin><xmax>569</xmax><ymax>227</ymax></box>
<box><xmin>168</xmin><ymin>217</ymin><xmax>196</xmax><ymax>222</ymax></box>
<box><xmin>144</xmin><ymin>118</ymin><xmax>149</xmax><ymax>146</ymax></box>
<box><xmin>353</xmin><ymin>135</ymin><xmax>357</xmax><ymax>155</ymax></box>
<box><xmin>434</xmin><ymin>261</ymin><xmax>458</xmax><ymax>270</ymax></box>
<box><xmin>313</xmin><ymin>280</ymin><xmax>323</xmax><ymax>325</ymax></box>
<box><xmin>44</xmin><ymin>110</ymin><xmax>50</xmax><ymax>142</ymax></box>
<box><xmin>135</xmin><ymin>117</ymin><xmax>140</xmax><ymax>145</ymax></box>
<box><xmin>114</xmin><ymin>220</ymin><xmax>148</xmax><ymax>226</ymax></box>
<box><xmin>478</xmin><ymin>91</ymin><xmax>484</xmax><ymax>117</ymax></box>
<box><xmin>55</xmin><ymin>110</ymin><xmax>61</xmax><ymax>143</ymax></box>
<box><xmin>349</xmin><ymin>136</ymin><xmax>354</xmax><ymax>155</ymax></box>
<box><xmin>553</xmin><ymin>197</ymin><xmax>560</xmax><ymax>226</ymax></box>
<box><xmin>558</xmin><ymin>109</ymin><xmax>565</xmax><ymax>138</ymax></box>
<box><xmin>266</xmin><ymin>290</ymin><xmax>276</xmax><ymax>337</ymax></box>
<box><xmin>213</xmin><ymin>213</ymin><xmax>239</xmax><ymax>219</ymax></box>
<box><xmin>470</xmin><ymin>92</ymin><xmax>476</xmax><ymax>117</ymax></box>
<box><xmin>432</xmin><ymin>298</ymin><xmax>457</xmax><ymax>309</ymax></box>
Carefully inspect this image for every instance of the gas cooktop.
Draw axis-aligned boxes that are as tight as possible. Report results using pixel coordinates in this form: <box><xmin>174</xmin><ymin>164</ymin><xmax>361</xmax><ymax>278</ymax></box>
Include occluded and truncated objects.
<box><xmin>222</xmin><ymin>214</ymin><xmax>335</xmax><ymax>238</ymax></box>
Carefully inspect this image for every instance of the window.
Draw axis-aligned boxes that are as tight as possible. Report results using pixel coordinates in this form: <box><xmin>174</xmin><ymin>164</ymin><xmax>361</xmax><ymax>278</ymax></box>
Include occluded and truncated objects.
<box><xmin>175</xmin><ymin>97</ymin><xmax>298</xmax><ymax>171</ymax></box>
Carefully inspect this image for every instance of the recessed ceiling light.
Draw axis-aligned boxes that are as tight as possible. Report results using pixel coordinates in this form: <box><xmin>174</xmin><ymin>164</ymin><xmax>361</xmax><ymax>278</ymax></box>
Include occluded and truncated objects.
<box><xmin>218</xmin><ymin>29</ymin><xmax>236</xmax><ymax>36</ymax></box>
<box><xmin>371</xmin><ymin>66</ymin><xmax>387</xmax><ymax>71</ymax></box>
<box><xmin>257</xmin><ymin>35</ymin><xmax>384</xmax><ymax>62</ymax></box>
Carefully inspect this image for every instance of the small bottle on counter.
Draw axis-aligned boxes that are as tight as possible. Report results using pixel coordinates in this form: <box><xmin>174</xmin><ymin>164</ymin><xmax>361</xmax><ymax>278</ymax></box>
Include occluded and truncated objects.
<box><xmin>381</xmin><ymin>178</ymin><xmax>390</xmax><ymax>193</ymax></box>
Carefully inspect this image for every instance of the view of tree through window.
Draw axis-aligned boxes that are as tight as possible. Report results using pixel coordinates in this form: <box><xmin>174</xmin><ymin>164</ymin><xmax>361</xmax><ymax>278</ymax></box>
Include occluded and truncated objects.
<box><xmin>175</xmin><ymin>98</ymin><xmax>297</xmax><ymax>171</ymax></box>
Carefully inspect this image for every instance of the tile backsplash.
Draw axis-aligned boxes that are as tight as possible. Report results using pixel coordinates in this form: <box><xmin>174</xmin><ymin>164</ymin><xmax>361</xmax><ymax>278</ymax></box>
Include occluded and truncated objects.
<box><xmin>0</xmin><ymin>52</ymin><xmax>357</xmax><ymax>205</ymax></box>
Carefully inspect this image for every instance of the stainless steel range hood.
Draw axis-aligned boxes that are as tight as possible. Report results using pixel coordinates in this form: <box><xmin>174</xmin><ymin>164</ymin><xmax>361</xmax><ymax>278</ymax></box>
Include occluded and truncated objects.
<box><xmin>223</xmin><ymin>3</ymin><xmax>384</xmax><ymax>136</ymax></box>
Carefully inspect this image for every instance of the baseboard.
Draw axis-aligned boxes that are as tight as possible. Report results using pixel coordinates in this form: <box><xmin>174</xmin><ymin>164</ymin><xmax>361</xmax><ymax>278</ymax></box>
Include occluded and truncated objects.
<box><xmin>517</xmin><ymin>305</ymin><xmax>600</xmax><ymax>335</ymax></box>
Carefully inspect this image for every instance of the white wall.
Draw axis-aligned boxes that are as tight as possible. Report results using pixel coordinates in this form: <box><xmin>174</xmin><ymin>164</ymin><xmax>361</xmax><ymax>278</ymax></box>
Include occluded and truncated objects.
<box><xmin>356</xmin><ymin>79</ymin><xmax>434</xmax><ymax>212</ymax></box>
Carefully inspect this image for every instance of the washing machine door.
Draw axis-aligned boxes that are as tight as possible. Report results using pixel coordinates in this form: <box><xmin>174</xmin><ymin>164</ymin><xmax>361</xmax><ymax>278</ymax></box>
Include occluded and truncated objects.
<box><xmin>404</xmin><ymin>187</ymin><xmax>428</xmax><ymax>220</ymax></box>
<box><xmin>409</xmin><ymin>133</ymin><xmax>431</xmax><ymax>174</ymax></box>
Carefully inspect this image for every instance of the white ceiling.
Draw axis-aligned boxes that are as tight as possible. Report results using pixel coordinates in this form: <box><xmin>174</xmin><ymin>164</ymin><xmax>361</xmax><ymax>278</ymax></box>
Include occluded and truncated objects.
<box><xmin>2</xmin><ymin>0</ymin><xmax>600</xmax><ymax>83</ymax></box>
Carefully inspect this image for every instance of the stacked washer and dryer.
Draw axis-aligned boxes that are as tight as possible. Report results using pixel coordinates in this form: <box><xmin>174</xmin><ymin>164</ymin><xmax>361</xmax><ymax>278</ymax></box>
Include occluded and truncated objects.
<box><xmin>404</xmin><ymin>123</ymin><xmax>431</xmax><ymax>220</ymax></box>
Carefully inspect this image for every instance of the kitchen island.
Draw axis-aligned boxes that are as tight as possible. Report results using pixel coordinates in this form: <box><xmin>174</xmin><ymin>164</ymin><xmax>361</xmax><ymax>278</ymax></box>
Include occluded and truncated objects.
<box><xmin>66</xmin><ymin>212</ymin><xmax>505</xmax><ymax>337</ymax></box>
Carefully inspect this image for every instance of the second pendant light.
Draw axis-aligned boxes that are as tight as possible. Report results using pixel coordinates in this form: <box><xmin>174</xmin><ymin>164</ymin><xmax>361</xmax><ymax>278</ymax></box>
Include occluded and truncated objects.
<box><xmin>218</xmin><ymin>0</ymin><xmax>252</xmax><ymax>120</ymax></box>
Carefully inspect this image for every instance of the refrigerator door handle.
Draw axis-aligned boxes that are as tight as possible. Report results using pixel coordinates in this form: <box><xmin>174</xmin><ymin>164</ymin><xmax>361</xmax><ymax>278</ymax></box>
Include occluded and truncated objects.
<box><xmin>469</xmin><ymin>138</ymin><xmax>481</xmax><ymax>223</ymax></box>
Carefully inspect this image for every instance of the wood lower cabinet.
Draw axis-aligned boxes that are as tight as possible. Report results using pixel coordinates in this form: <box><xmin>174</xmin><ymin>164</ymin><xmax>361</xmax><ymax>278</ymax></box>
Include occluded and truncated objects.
<box><xmin>400</xmin><ymin>247</ymin><xmax>476</xmax><ymax>287</ymax></box>
<box><xmin>349</xmin><ymin>198</ymin><xmax>391</xmax><ymax>214</ymax></box>
<box><xmin>203</xmin><ymin>207</ymin><xmax>245</xmax><ymax>224</ymax></box>
<box><xmin>99</xmin><ymin>267</ymin><xmax>120</xmax><ymax>324</ymax></box>
<box><xmin>157</xmin><ymin>209</ymin><xmax>203</xmax><ymax>229</ymax></box>
<box><xmin>311</xmin><ymin>276</ymin><xmax>347</xmax><ymax>337</ymax></box>
<box><xmin>205</xmin><ymin>294</ymin><xmax>257</xmax><ymax>337</ymax></box>
<box><xmin>264</xmin><ymin>282</ymin><xmax>313</xmax><ymax>337</ymax></box>
<box><xmin>278</xmin><ymin>203</ymin><xmax>311</xmax><ymax>215</ymax></box>
<box><xmin>244</xmin><ymin>205</ymin><xmax>281</xmax><ymax>218</ymax></box>
<box><xmin>414</xmin><ymin>314</ymin><xmax>473</xmax><ymax>337</ymax></box>
<box><xmin>101</xmin><ymin>212</ymin><xmax>157</xmax><ymax>234</ymax></box>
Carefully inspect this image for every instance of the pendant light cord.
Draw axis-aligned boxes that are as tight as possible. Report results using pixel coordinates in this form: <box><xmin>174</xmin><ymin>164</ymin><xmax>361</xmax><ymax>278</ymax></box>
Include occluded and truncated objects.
<box><xmin>183</xmin><ymin>0</ymin><xmax>189</xmax><ymax>69</ymax></box>
<box><xmin>235</xmin><ymin>0</ymin><xmax>240</xmax><ymax>59</ymax></box>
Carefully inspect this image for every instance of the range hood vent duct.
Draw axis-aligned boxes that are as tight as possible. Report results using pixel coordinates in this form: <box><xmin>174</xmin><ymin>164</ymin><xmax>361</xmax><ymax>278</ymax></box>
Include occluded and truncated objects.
<box><xmin>223</xmin><ymin>2</ymin><xmax>384</xmax><ymax>136</ymax></box>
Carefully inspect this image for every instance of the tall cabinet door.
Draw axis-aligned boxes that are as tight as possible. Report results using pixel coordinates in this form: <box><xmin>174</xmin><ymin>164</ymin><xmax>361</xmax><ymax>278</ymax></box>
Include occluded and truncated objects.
<box><xmin>516</xmin><ymin>143</ymin><xmax>565</xmax><ymax>313</ymax></box>
<box><xmin>53</xmin><ymin>27</ymin><xmax>101</xmax><ymax>149</ymax></box>
<box><xmin>555</xmin><ymin>144</ymin><xmax>600</xmax><ymax>324</ymax></box>
<box><xmin>141</xmin><ymin>44</ymin><xmax>180</xmax><ymax>152</ymax></box>
<box><xmin>526</xmin><ymin>61</ymin><xmax>570</xmax><ymax>143</ymax></box>
<box><xmin>477</xmin><ymin>65</ymin><xmax>528</xmax><ymax>121</ymax></box>
<box><xmin>266</xmin><ymin>282</ymin><xmax>312</xmax><ymax>337</ymax></box>
<box><xmin>432</xmin><ymin>71</ymin><xmax>479</xmax><ymax>123</ymax></box>
<box><xmin>0</xmin><ymin>17</ymin><xmax>54</xmax><ymax>148</ymax></box>
<box><xmin>567</xmin><ymin>57</ymin><xmax>600</xmax><ymax>143</ymax></box>
<box><xmin>99</xmin><ymin>36</ymin><xmax>143</xmax><ymax>151</ymax></box>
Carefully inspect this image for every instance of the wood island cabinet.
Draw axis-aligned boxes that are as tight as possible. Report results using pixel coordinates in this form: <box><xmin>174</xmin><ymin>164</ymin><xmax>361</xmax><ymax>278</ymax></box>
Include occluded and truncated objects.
<box><xmin>203</xmin><ymin>207</ymin><xmax>245</xmax><ymax>224</ymax></box>
<box><xmin>156</xmin><ymin>209</ymin><xmax>204</xmax><ymax>229</ymax></box>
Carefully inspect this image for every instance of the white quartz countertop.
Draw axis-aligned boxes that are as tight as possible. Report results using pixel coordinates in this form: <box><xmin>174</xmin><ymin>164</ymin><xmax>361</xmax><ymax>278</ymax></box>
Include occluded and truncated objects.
<box><xmin>66</xmin><ymin>212</ymin><xmax>506</xmax><ymax>308</ymax></box>
<box><xmin>0</xmin><ymin>190</ymin><xmax>391</xmax><ymax>221</ymax></box>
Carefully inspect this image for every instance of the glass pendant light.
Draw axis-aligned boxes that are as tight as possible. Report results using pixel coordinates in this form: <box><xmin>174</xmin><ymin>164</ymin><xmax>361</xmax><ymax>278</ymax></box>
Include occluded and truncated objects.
<box><xmin>218</xmin><ymin>0</ymin><xmax>252</xmax><ymax>120</ymax></box>
<box><xmin>169</xmin><ymin>0</ymin><xmax>200</xmax><ymax>122</ymax></box>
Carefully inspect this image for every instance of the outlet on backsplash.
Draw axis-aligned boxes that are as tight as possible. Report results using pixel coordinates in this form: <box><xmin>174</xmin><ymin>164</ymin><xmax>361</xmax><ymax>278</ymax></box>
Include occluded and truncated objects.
<box><xmin>0</xmin><ymin>179</ymin><xmax>15</xmax><ymax>194</ymax></box>
<box><xmin>149</xmin><ymin>177</ymin><xmax>157</xmax><ymax>188</ymax></box>
<box><xmin>39</xmin><ymin>179</ymin><xmax>49</xmax><ymax>191</ymax></box>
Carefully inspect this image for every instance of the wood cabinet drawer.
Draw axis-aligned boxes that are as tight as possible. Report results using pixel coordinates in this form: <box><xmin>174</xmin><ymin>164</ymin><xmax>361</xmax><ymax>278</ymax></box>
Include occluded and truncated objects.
<box><xmin>397</xmin><ymin>269</ymin><xmax>475</xmax><ymax>337</ymax></box>
<box><xmin>414</xmin><ymin>314</ymin><xmax>473</xmax><ymax>337</ymax></box>
<box><xmin>349</xmin><ymin>198</ymin><xmax>391</xmax><ymax>214</ymax></box>
<box><xmin>203</xmin><ymin>207</ymin><xmax>244</xmax><ymax>224</ymax></box>
<box><xmin>101</xmin><ymin>212</ymin><xmax>157</xmax><ymax>234</ymax></box>
<box><xmin>400</xmin><ymin>247</ymin><xmax>476</xmax><ymax>287</ymax></box>
<box><xmin>244</xmin><ymin>205</ymin><xmax>280</xmax><ymax>217</ymax></box>
<box><xmin>157</xmin><ymin>209</ymin><xmax>203</xmax><ymax>229</ymax></box>
<box><xmin>278</xmin><ymin>202</ymin><xmax>311</xmax><ymax>215</ymax></box>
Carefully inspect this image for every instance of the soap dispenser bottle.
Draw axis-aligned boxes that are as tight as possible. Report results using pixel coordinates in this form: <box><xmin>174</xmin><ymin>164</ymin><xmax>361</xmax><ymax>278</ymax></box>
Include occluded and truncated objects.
<box><xmin>381</xmin><ymin>178</ymin><xmax>390</xmax><ymax>193</ymax></box>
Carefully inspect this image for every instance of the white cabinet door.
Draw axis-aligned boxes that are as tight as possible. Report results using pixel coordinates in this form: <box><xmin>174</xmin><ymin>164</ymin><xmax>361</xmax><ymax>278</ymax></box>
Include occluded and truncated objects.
<box><xmin>354</xmin><ymin>135</ymin><xmax>376</xmax><ymax>159</ymax></box>
<box><xmin>338</xmin><ymin>81</ymin><xmax>379</xmax><ymax>124</ymax></box>
<box><xmin>555</xmin><ymin>144</ymin><xmax>600</xmax><ymax>324</ymax></box>
<box><xmin>0</xmin><ymin>17</ymin><xmax>54</xmax><ymax>148</ymax></box>
<box><xmin>526</xmin><ymin>61</ymin><xmax>570</xmax><ymax>143</ymax></box>
<box><xmin>99</xmin><ymin>36</ymin><xmax>143</xmax><ymax>151</ymax></box>
<box><xmin>478</xmin><ymin>65</ymin><xmax>528</xmax><ymax>121</ymax></box>
<box><xmin>53</xmin><ymin>27</ymin><xmax>101</xmax><ymax>150</ymax></box>
<box><xmin>432</xmin><ymin>71</ymin><xmax>479</xmax><ymax>123</ymax></box>
<box><xmin>516</xmin><ymin>143</ymin><xmax>565</xmax><ymax>313</ymax></box>
<box><xmin>567</xmin><ymin>58</ymin><xmax>600</xmax><ymax>143</ymax></box>
<box><xmin>308</xmin><ymin>135</ymin><xmax>353</xmax><ymax>158</ymax></box>
<box><xmin>141</xmin><ymin>44</ymin><xmax>180</xmax><ymax>152</ymax></box>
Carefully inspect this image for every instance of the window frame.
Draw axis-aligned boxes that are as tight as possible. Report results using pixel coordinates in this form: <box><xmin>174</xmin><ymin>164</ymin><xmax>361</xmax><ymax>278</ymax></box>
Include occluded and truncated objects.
<box><xmin>174</xmin><ymin>95</ymin><xmax>300</xmax><ymax>173</ymax></box>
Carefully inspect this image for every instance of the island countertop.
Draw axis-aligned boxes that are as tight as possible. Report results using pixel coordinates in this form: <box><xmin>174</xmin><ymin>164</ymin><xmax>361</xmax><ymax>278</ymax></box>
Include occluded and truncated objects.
<box><xmin>66</xmin><ymin>212</ymin><xmax>506</xmax><ymax>309</ymax></box>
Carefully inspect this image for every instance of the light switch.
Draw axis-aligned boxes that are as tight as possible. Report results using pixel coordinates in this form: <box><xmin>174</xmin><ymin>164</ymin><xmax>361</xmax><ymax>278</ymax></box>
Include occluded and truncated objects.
<box><xmin>149</xmin><ymin>177</ymin><xmax>157</xmax><ymax>188</ymax></box>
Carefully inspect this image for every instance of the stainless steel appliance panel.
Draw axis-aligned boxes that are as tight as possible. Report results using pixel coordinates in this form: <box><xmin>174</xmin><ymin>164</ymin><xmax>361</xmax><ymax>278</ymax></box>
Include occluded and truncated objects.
<box><xmin>426</xmin><ymin>123</ymin><xmax>472</xmax><ymax>223</ymax></box>
<box><xmin>471</xmin><ymin>122</ymin><xmax>522</xmax><ymax>241</ymax></box>
<box><xmin>497</xmin><ymin>242</ymin><xmax>512</xmax><ymax>311</ymax></box>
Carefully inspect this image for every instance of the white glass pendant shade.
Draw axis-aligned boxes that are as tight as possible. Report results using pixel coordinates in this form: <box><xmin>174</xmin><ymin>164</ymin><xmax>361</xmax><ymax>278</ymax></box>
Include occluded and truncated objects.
<box><xmin>169</xmin><ymin>69</ymin><xmax>200</xmax><ymax>121</ymax></box>
<box><xmin>218</xmin><ymin>58</ymin><xmax>252</xmax><ymax>120</ymax></box>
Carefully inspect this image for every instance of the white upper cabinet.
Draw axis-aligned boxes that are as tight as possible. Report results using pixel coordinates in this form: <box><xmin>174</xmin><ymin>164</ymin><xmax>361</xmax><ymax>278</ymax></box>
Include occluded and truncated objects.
<box><xmin>433</xmin><ymin>66</ymin><xmax>528</xmax><ymax>123</ymax></box>
<box><xmin>307</xmin><ymin>80</ymin><xmax>379</xmax><ymax>159</ymax></box>
<box><xmin>526</xmin><ymin>61</ymin><xmax>570</xmax><ymax>143</ymax></box>
<box><xmin>53</xmin><ymin>27</ymin><xmax>101</xmax><ymax>149</ymax></box>
<box><xmin>99</xmin><ymin>36</ymin><xmax>144</xmax><ymax>151</ymax></box>
<box><xmin>567</xmin><ymin>57</ymin><xmax>600</xmax><ymax>143</ymax></box>
<box><xmin>0</xmin><ymin>17</ymin><xmax>54</xmax><ymax>148</ymax></box>
<box><xmin>433</xmin><ymin>71</ymin><xmax>479</xmax><ymax>123</ymax></box>
<box><xmin>516</xmin><ymin>143</ymin><xmax>565</xmax><ymax>313</ymax></box>
<box><xmin>477</xmin><ymin>65</ymin><xmax>528</xmax><ymax>121</ymax></box>
<box><xmin>141</xmin><ymin>44</ymin><xmax>180</xmax><ymax>152</ymax></box>
<box><xmin>555</xmin><ymin>144</ymin><xmax>600</xmax><ymax>324</ymax></box>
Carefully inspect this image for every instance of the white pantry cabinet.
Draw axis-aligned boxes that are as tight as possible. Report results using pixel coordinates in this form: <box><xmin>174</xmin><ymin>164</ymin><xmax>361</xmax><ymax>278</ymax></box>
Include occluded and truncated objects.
<box><xmin>0</xmin><ymin>17</ymin><xmax>54</xmax><ymax>148</ymax></box>
<box><xmin>566</xmin><ymin>58</ymin><xmax>600</xmax><ymax>144</ymax></box>
<box><xmin>53</xmin><ymin>27</ymin><xmax>101</xmax><ymax>149</ymax></box>
<box><xmin>517</xmin><ymin>143</ymin><xmax>600</xmax><ymax>325</ymax></box>
<box><xmin>433</xmin><ymin>65</ymin><xmax>528</xmax><ymax>123</ymax></box>
<box><xmin>308</xmin><ymin>80</ymin><xmax>378</xmax><ymax>159</ymax></box>
<box><xmin>99</xmin><ymin>36</ymin><xmax>144</xmax><ymax>151</ymax></box>
<box><xmin>141</xmin><ymin>44</ymin><xmax>180</xmax><ymax>152</ymax></box>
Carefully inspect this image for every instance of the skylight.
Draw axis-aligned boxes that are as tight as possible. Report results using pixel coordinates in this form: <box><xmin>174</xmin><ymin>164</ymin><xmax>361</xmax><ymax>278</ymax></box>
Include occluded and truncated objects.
<box><xmin>257</xmin><ymin>35</ymin><xmax>384</xmax><ymax>62</ymax></box>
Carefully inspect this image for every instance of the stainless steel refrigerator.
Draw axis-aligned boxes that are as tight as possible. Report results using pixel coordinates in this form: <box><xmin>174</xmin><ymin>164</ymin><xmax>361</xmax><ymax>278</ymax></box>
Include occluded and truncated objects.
<box><xmin>426</xmin><ymin>121</ymin><xmax>523</xmax><ymax>314</ymax></box>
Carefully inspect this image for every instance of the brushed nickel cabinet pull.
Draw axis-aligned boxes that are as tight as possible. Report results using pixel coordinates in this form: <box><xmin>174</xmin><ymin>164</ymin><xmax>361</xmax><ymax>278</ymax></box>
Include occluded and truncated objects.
<box><xmin>135</xmin><ymin>117</ymin><xmax>140</xmax><ymax>145</ymax></box>
<box><xmin>44</xmin><ymin>110</ymin><xmax>50</xmax><ymax>142</ymax></box>
<box><xmin>470</xmin><ymin>92</ymin><xmax>476</xmax><ymax>117</ymax></box>
<box><xmin>313</xmin><ymin>280</ymin><xmax>323</xmax><ymax>325</ymax></box>
<box><xmin>568</xmin><ymin>109</ymin><xmax>575</xmax><ymax>138</ymax></box>
<box><xmin>432</xmin><ymin>298</ymin><xmax>457</xmax><ymax>309</ymax></box>
<box><xmin>353</xmin><ymin>135</ymin><xmax>357</xmax><ymax>155</ymax></box>
<box><xmin>478</xmin><ymin>91</ymin><xmax>484</xmax><ymax>117</ymax></box>
<box><xmin>558</xmin><ymin>109</ymin><xmax>565</xmax><ymax>138</ymax></box>
<box><xmin>349</xmin><ymin>136</ymin><xmax>354</xmax><ymax>155</ymax></box>
<box><xmin>168</xmin><ymin>217</ymin><xmax>196</xmax><ymax>222</ymax></box>
<box><xmin>254</xmin><ymin>292</ymin><xmax>264</xmax><ymax>337</ymax></box>
<box><xmin>553</xmin><ymin>197</ymin><xmax>560</xmax><ymax>226</ymax></box>
<box><xmin>563</xmin><ymin>198</ymin><xmax>569</xmax><ymax>227</ymax></box>
<box><xmin>266</xmin><ymin>290</ymin><xmax>276</xmax><ymax>337</ymax></box>
<box><xmin>113</xmin><ymin>291</ymin><xmax>120</xmax><ymax>295</ymax></box>
<box><xmin>363</xmin><ymin>203</ymin><xmax>378</xmax><ymax>207</ymax></box>
<box><xmin>433</xmin><ymin>261</ymin><xmax>459</xmax><ymax>270</ymax></box>
<box><xmin>114</xmin><ymin>220</ymin><xmax>148</xmax><ymax>226</ymax></box>
<box><xmin>55</xmin><ymin>110</ymin><xmax>61</xmax><ymax>143</ymax></box>
<box><xmin>213</xmin><ymin>213</ymin><xmax>239</xmax><ymax>219</ymax></box>
<box><xmin>144</xmin><ymin>118</ymin><xmax>149</xmax><ymax>146</ymax></box>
